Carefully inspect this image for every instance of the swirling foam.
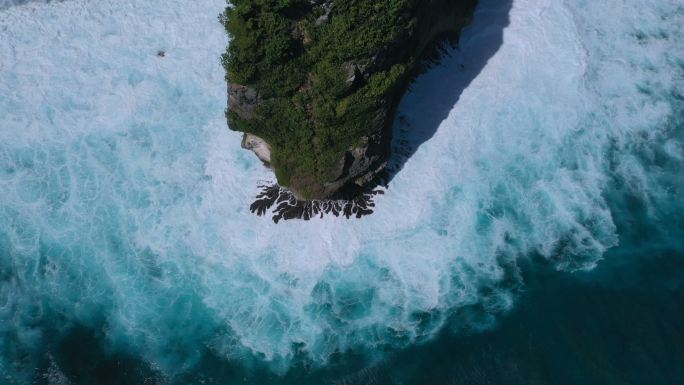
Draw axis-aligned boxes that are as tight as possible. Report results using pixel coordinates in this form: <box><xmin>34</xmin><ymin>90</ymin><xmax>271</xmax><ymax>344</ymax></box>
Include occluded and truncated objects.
<box><xmin>0</xmin><ymin>0</ymin><xmax>682</xmax><ymax>381</ymax></box>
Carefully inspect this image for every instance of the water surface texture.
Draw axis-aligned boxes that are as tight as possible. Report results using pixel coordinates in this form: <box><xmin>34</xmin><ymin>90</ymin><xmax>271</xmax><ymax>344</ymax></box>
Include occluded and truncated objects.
<box><xmin>0</xmin><ymin>0</ymin><xmax>683</xmax><ymax>384</ymax></box>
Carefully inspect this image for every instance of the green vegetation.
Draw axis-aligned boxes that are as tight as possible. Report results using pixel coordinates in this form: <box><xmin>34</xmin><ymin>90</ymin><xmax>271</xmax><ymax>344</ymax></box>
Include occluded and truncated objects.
<box><xmin>221</xmin><ymin>0</ymin><xmax>470</xmax><ymax>195</ymax></box>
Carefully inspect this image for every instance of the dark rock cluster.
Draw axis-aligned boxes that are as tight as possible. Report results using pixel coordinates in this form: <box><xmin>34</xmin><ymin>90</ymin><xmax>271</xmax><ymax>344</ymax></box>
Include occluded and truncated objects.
<box><xmin>250</xmin><ymin>182</ymin><xmax>385</xmax><ymax>223</ymax></box>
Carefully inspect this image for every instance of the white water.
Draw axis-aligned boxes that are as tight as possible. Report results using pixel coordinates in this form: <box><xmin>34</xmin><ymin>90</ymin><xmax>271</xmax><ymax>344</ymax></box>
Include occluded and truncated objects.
<box><xmin>0</xmin><ymin>0</ymin><xmax>682</xmax><ymax>380</ymax></box>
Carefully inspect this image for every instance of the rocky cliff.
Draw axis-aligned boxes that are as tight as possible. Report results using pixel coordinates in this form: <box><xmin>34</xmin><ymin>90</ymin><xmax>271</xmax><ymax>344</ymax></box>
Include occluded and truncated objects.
<box><xmin>223</xmin><ymin>0</ymin><xmax>477</xmax><ymax>200</ymax></box>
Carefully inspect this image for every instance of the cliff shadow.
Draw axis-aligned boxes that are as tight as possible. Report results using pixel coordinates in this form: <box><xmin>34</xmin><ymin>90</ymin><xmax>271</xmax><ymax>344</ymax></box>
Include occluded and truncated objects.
<box><xmin>250</xmin><ymin>0</ymin><xmax>512</xmax><ymax>222</ymax></box>
<box><xmin>382</xmin><ymin>0</ymin><xmax>513</xmax><ymax>186</ymax></box>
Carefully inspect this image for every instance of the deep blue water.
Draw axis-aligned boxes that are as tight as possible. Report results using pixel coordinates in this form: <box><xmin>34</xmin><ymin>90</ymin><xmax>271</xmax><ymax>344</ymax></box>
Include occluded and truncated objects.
<box><xmin>43</xmin><ymin>252</ymin><xmax>684</xmax><ymax>385</ymax></box>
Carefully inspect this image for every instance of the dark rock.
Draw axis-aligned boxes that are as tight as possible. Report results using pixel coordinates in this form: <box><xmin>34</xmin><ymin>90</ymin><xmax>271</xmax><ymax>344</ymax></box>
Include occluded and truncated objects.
<box><xmin>228</xmin><ymin>83</ymin><xmax>260</xmax><ymax>120</ymax></box>
<box><xmin>250</xmin><ymin>182</ymin><xmax>384</xmax><ymax>222</ymax></box>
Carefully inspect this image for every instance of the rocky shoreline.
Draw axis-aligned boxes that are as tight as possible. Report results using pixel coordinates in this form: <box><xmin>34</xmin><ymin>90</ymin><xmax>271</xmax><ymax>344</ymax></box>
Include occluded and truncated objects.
<box><xmin>250</xmin><ymin>182</ymin><xmax>385</xmax><ymax>222</ymax></box>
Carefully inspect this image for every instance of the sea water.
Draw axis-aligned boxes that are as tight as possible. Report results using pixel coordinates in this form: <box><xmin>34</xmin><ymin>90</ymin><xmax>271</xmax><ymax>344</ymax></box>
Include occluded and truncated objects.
<box><xmin>0</xmin><ymin>0</ymin><xmax>682</xmax><ymax>383</ymax></box>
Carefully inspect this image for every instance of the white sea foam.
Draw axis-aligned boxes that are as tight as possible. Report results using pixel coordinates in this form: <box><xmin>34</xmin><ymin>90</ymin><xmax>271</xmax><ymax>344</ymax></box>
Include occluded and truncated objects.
<box><xmin>0</xmin><ymin>0</ymin><xmax>682</xmax><ymax>380</ymax></box>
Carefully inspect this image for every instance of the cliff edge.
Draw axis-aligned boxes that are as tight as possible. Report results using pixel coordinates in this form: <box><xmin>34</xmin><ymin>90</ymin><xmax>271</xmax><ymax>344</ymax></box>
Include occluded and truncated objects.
<box><xmin>222</xmin><ymin>0</ymin><xmax>477</xmax><ymax>199</ymax></box>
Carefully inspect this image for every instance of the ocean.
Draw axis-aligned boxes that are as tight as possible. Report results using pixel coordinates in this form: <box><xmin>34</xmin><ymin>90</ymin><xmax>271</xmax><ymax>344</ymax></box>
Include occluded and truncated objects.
<box><xmin>0</xmin><ymin>0</ymin><xmax>682</xmax><ymax>383</ymax></box>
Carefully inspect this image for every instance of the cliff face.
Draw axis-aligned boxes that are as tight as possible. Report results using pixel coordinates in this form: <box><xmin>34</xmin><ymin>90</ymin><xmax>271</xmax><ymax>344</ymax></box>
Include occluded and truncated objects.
<box><xmin>223</xmin><ymin>0</ymin><xmax>477</xmax><ymax>200</ymax></box>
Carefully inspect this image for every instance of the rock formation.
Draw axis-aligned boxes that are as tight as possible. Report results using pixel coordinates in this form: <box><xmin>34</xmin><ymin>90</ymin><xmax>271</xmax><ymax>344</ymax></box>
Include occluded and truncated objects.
<box><xmin>222</xmin><ymin>0</ymin><xmax>477</xmax><ymax>201</ymax></box>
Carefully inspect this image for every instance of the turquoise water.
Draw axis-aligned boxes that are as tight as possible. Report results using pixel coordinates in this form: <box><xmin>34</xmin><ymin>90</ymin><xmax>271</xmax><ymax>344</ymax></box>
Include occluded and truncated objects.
<box><xmin>0</xmin><ymin>0</ymin><xmax>683</xmax><ymax>383</ymax></box>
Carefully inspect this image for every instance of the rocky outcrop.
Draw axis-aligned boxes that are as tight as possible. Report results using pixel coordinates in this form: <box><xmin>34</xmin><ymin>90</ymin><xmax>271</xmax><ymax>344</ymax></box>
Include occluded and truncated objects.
<box><xmin>229</xmin><ymin>85</ymin><xmax>273</xmax><ymax>167</ymax></box>
<box><xmin>241</xmin><ymin>133</ymin><xmax>272</xmax><ymax>166</ymax></box>
<box><xmin>228</xmin><ymin>83</ymin><xmax>260</xmax><ymax>120</ymax></box>
<box><xmin>225</xmin><ymin>0</ymin><xmax>477</xmax><ymax>201</ymax></box>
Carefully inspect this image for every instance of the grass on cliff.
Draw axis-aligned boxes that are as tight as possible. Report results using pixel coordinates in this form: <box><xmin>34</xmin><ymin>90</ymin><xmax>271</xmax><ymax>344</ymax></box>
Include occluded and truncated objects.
<box><xmin>221</xmin><ymin>0</ymin><xmax>417</xmax><ymax>190</ymax></box>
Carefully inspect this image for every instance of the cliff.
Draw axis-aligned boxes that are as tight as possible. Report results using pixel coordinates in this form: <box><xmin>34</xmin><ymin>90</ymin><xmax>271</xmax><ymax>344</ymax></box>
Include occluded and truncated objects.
<box><xmin>222</xmin><ymin>0</ymin><xmax>477</xmax><ymax>200</ymax></box>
